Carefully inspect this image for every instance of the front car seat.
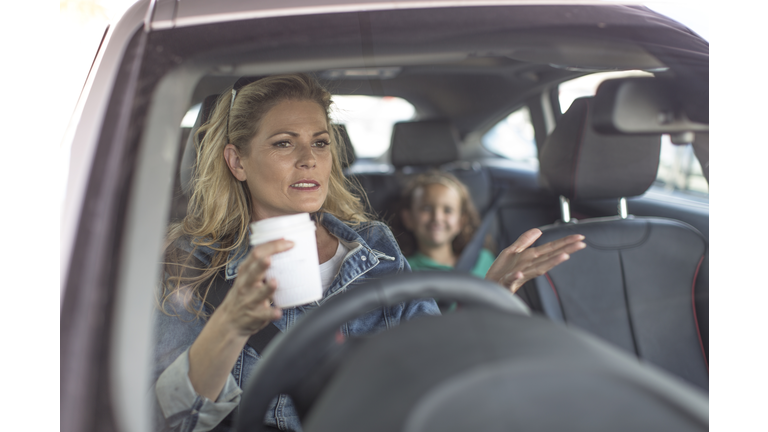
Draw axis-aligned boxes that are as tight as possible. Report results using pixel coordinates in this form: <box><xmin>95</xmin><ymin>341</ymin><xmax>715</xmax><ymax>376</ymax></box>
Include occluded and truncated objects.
<box><xmin>525</xmin><ymin>97</ymin><xmax>709</xmax><ymax>391</ymax></box>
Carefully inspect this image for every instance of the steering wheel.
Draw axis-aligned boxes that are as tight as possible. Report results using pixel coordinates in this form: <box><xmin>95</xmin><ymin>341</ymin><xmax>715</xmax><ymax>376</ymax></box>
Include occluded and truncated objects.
<box><xmin>234</xmin><ymin>271</ymin><xmax>530</xmax><ymax>432</ymax></box>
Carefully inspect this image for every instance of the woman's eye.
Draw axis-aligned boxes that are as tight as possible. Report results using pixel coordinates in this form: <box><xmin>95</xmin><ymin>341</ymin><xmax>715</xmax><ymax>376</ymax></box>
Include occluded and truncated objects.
<box><xmin>273</xmin><ymin>141</ymin><xmax>291</xmax><ymax>148</ymax></box>
<box><xmin>313</xmin><ymin>139</ymin><xmax>330</xmax><ymax>148</ymax></box>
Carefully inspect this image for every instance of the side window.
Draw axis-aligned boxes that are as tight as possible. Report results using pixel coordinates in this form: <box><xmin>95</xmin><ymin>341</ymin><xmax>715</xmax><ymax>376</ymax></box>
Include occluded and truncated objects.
<box><xmin>482</xmin><ymin>106</ymin><xmax>537</xmax><ymax>167</ymax></box>
<box><xmin>330</xmin><ymin>95</ymin><xmax>415</xmax><ymax>159</ymax></box>
<box><xmin>656</xmin><ymin>136</ymin><xmax>708</xmax><ymax>196</ymax></box>
<box><xmin>181</xmin><ymin>103</ymin><xmax>201</xmax><ymax>127</ymax></box>
<box><xmin>558</xmin><ymin>71</ymin><xmax>708</xmax><ymax>198</ymax></box>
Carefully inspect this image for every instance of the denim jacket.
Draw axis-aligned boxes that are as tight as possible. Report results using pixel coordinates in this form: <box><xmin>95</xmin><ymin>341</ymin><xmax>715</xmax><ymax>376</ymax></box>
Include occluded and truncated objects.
<box><xmin>152</xmin><ymin>213</ymin><xmax>440</xmax><ymax>432</ymax></box>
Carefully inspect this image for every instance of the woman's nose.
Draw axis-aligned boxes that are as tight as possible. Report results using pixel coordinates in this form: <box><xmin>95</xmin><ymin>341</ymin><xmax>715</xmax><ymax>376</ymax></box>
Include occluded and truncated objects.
<box><xmin>295</xmin><ymin>143</ymin><xmax>317</xmax><ymax>168</ymax></box>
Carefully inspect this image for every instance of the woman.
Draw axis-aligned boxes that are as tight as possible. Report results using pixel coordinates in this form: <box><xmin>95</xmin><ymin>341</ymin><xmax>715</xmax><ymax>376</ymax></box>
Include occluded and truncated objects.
<box><xmin>153</xmin><ymin>74</ymin><xmax>585</xmax><ymax>432</ymax></box>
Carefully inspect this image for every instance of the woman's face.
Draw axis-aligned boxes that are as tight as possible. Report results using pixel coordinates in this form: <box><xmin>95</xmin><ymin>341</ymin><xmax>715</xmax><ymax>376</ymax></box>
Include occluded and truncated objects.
<box><xmin>225</xmin><ymin>99</ymin><xmax>333</xmax><ymax>221</ymax></box>
<box><xmin>403</xmin><ymin>183</ymin><xmax>465</xmax><ymax>250</ymax></box>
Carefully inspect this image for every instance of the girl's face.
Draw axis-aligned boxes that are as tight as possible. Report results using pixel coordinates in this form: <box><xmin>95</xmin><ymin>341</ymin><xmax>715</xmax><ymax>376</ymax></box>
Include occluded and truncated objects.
<box><xmin>403</xmin><ymin>183</ymin><xmax>465</xmax><ymax>250</ymax></box>
<box><xmin>224</xmin><ymin>99</ymin><xmax>333</xmax><ymax>221</ymax></box>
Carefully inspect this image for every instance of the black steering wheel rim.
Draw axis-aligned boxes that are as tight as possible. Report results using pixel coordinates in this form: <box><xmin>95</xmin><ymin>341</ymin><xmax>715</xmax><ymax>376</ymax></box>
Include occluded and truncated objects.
<box><xmin>235</xmin><ymin>271</ymin><xmax>530</xmax><ymax>432</ymax></box>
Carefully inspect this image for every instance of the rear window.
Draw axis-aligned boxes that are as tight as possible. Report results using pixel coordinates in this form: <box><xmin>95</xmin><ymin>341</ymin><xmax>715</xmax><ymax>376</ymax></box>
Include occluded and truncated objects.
<box><xmin>482</xmin><ymin>107</ymin><xmax>537</xmax><ymax>166</ymax></box>
<box><xmin>330</xmin><ymin>95</ymin><xmax>415</xmax><ymax>158</ymax></box>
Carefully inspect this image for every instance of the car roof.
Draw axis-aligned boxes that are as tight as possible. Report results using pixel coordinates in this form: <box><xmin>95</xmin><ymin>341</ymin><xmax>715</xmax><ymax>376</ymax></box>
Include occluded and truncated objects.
<box><xmin>153</xmin><ymin>0</ymin><xmax>654</xmax><ymax>29</ymax></box>
<box><xmin>157</xmin><ymin>1</ymin><xmax>706</xmax><ymax>137</ymax></box>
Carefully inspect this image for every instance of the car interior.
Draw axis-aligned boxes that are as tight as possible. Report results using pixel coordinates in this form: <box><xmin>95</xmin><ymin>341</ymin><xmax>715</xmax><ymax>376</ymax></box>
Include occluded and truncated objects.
<box><xmin>60</xmin><ymin>3</ymin><xmax>709</xmax><ymax>431</ymax></box>
<box><xmin>169</xmin><ymin>49</ymin><xmax>708</xmax><ymax>432</ymax></box>
<box><xmin>171</xmin><ymin>76</ymin><xmax>708</xmax><ymax>429</ymax></box>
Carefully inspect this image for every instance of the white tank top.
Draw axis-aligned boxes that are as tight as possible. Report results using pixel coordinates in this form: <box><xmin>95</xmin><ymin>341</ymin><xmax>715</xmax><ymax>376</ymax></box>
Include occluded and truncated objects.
<box><xmin>319</xmin><ymin>240</ymin><xmax>349</xmax><ymax>292</ymax></box>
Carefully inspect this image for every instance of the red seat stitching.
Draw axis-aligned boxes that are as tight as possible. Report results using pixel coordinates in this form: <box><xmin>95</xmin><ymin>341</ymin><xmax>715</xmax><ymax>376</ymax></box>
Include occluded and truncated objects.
<box><xmin>691</xmin><ymin>255</ymin><xmax>708</xmax><ymax>372</ymax></box>
<box><xmin>545</xmin><ymin>273</ymin><xmax>560</xmax><ymax>301</ymax></box>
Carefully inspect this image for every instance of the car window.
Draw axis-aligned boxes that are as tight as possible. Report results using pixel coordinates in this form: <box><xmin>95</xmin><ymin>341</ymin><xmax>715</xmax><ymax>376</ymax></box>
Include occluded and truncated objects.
<box><xmin>656</xmin><ymin>135</ymin><xmax>708</xmax><ymax>196</ymax></box>
<box><xmin>558</xmin><ymin>71</ymin><xmax>708</xmax><ymax>198</ymax></box>
<box><xmin>330</xmin><ymin>95</ymin><xmax>415</xmax><ymax>159</ymax></box>
<box><xmin>481</xmin><ymin>107</ymin><xmax>538</xmax><ymax>167</ymax></box>
<box><xmin>181</xmin><ymin>103</ymin><xmax>201</xmax><ymax>127</ymax></box>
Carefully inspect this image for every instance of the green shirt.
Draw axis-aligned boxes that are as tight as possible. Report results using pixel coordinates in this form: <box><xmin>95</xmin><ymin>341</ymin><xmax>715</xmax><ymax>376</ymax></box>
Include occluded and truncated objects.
<box><xmin>406</xmin><ymin>248</ymin><xmax>495</xmax><ymax>278</ymax></box>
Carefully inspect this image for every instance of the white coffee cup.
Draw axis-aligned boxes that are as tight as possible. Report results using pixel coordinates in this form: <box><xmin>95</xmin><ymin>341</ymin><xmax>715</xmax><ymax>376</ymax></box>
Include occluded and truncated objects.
<box><xmin>249</xmin><ymin>213</ymin><xmax>323</xmax><ymax>308</ymax></box>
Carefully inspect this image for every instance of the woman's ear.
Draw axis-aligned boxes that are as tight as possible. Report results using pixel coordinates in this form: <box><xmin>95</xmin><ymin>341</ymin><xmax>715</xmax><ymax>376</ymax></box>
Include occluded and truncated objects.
<box><xmin>401</xmin><ymin>208</ymin><xmax>415</xmax><ymax>231</ymax></box>
<box><xmin>224</xmin><ymin>144</ymin><xmax>247</xmax><ymax>181</ymax></box>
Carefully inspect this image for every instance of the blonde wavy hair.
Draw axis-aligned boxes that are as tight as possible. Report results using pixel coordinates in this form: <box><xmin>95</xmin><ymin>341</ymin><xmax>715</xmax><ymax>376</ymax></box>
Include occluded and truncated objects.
<box><xmin>162</xmin><ymin>73</ymin><xmax>370</xmax><ymax>317</ymax></box>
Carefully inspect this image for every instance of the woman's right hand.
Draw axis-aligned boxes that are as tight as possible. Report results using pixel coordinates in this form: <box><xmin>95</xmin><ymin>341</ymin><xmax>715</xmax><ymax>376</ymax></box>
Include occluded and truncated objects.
<box><xmin>188</xmin><ymin>238</ymin><xmax>294</xmax><ymax>401</ymax></box>
<box><xmin>217</xmin><ymin>238</ymin><xmax>294</xmax><ymax>336</ymax></box>
<box><xmin>485</xmin><ymin>229</ymin><xmax>585</xmax><ymax>294</ymax></box>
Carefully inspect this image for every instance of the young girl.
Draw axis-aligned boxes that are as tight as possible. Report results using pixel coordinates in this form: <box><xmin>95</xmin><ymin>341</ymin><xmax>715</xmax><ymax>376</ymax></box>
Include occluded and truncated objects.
<box><xmin>394</xmin><ymin>171</ymin><xmax>496</xmax><ymax>278</ymax></box>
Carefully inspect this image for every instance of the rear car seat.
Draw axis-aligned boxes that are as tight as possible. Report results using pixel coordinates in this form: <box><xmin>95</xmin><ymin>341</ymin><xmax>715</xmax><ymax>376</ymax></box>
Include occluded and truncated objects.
<box><xmin>353</xmin><ymin>119</ymin><xmax>493</xmax><ymax>222</ymax></box>
<box><xmin>352</xmin><ymin>119</ymin><xmax>564</xmax><ymax>260</ymax></box>
<box><xmin>521</xmin><ymin>97</ymin><xmax>709</xmax><ymax>391</ymax></box>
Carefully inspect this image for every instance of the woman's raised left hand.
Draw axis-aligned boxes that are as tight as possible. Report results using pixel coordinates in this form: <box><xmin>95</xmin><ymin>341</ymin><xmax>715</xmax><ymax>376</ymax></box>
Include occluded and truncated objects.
<box><xmin>485</xmin><ymin>228</ymin><xmax>586</xmax><ymax>294</ymax></box>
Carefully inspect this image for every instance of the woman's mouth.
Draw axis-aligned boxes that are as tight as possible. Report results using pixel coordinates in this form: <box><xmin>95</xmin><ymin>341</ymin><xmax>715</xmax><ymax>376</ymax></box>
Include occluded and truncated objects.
<box><xmin>290</xmin><ymin>181</ymin><xmax>320</xmax><ymax>190</ymax></box>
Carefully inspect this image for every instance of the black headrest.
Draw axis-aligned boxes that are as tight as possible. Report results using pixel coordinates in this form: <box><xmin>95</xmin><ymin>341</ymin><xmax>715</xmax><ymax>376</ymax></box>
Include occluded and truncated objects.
<box><xmin>540</xmin><ymin>97</ymin><xmax>661</xmax><ymax>201</ymax></box>
<box><xmin>390</xmin><ymin>120</ymin><xmax>460</xmax><ymax>169</ymax></box>
<box><xmin>180</xmin><ymin>94</ymin><xmax>220</xmax><ymax>195</ymax></box>
<box><xmin>180</xmin><ymin>94</ymin><xmax>358</xmax><ymax>196</ymax></box>
<box><xmin>335</xmin><ymin>124</ymin><xmax>356</xmax><ymax>168</ymax></box>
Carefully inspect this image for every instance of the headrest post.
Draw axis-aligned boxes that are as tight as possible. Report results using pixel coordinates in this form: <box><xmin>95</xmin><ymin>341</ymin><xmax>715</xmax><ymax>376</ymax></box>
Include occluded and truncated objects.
<box><xmin>559</xmin><ymin>195</ymin><xmax>571</xmax><ymax>223</ymax></box>
<box><xmin>618</xmin><ymin>197</ymin><xmax>628</xmax><ymax>219</ymax></box>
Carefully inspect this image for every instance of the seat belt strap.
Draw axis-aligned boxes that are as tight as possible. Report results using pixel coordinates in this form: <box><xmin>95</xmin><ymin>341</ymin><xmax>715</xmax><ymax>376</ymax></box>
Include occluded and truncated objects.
<box><xmin>454</xmin><ymin>188</ymin><xmax>505</xmax><ymax>272</ymax></box>
<box><xmin>206</xmin><ymin>272</ymin><xmax>282</xmax><ymax>355</ymax></box>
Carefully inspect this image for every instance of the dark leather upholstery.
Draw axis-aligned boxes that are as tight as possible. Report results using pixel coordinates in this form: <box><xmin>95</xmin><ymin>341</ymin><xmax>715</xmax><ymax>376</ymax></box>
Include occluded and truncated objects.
<box><xmin>528</xmin><ymin>97</ymin><xmax>709</xmax><ymax>391</ymax></box>
<box><xmin>335</xmin><ymin>124</ymin><xmax>356</xmax><ymax>168</ymax></box>
<box><xmin>539</xmin><ymin>98</ymin><xmax>660</xmax><ymax>200</ymax></box>
<box><xmin>390</xmin><ymin>120</ymin><xmax>460</xmax><ymax>169</ymax></box>
<box><xmin>180</xmin><ymin>94</ymin><xmax>220</xmax><ymax>195</ymax></box>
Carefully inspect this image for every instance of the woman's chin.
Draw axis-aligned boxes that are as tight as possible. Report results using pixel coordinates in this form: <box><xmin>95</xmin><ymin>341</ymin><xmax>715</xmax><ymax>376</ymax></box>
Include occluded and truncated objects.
<box><xmin>253</xmin><ymin>197</ymin><xmax>325</xmax><ymax>219</ymax></box>
<box><xmin>289</xmin><ymin>194</ymin><xmax>326</xmax><ymax>213</ymax></box>
<box><xmin>295</xmin><ymin>201</ymin><xmax>323</xmax><ymax>214</ymax></box>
